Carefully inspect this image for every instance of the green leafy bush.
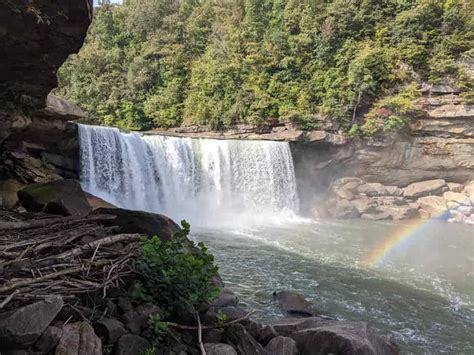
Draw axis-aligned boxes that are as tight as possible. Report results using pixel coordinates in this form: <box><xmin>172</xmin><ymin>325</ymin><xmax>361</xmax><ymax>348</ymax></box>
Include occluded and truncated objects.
<box><xmin>133</xmin><ymin>220</ymin><xmax>220</xmax><ymax>313</ymax></box>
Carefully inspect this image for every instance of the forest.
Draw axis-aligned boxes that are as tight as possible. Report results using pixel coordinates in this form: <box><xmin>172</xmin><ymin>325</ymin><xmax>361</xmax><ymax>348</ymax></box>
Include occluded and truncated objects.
<box><xmin>57</xmin><ymin>0</ymin><xmax>473</xmax><ymax>137</ymax></box>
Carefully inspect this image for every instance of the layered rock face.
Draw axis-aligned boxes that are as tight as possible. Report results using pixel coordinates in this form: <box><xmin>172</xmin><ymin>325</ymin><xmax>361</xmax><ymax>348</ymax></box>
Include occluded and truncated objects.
<box><xmin>0</xmin><ymin>1</ymin><xmax>92</xmax><ymax>209</ymax></box>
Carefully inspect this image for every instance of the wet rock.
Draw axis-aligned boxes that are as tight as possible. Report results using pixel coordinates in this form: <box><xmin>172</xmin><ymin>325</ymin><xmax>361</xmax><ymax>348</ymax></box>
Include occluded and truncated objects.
<box><xmin>113</xmin><ymin>334</ymin><xmax>151</xmax><ymax>355</ymax></box>
<box><xmin>403</xmin><ymin>179</ymin><xmax>447</xmax><ymax>198</ymax></box>
<box><xmin>272</xmin><ymin>317</ymin><xmax>332</xmax><ymax>337</ymax></box>
<box><xmin>219</xmin><ymin>306</ymin><xmax>249</xmax><ymax>323</ymax></box>
<box><xmin>0</xmin><ymin>296</ymin><xmax>63</xmax><ymax>349</ymax></box>
<box><xmin>55</xmin><ymin>322</ymin><xmax>102</xmax><ymax>355</ymax></box>
<box><xmin>34</xmin><ymin>326</ymin><xmax>61</xmax><ymax>353</ymax></box>
<box><xmin>204</xmin><ymin>343</ymin><xmax>238</xmax><ymax>355</ymax></box>
<box><xmin>92</xmin><ymin>208</ymin><xmax>180</xmax><ymax>241</ymax></box>
<box><xmin>376</xmin><ymin>205</ymin><xmax>419</xmax><ymax>220</ymax></box>
<box><xmin>418</xmin><ymin>196</ymin><xmax>449</xmax><ymax>217</ymax></box>
<box><xmin>273</xmin><ymin>291</ymin><xmax>314</xmax><ymax>317</ymax></box>
<box><xmin>225</xmin><ymin>324</ymin><xmax>267</xmax><ymax>355</ymax></box>
<box><xmin>292</xmin><ymin>322</ymin><xmax>399</xmax><ymax>355</ymax></box>
<box><xmin>93</xmin><ymin>318</ymin><xmax>127</xmax><ymax>344</ymax></box>
<box><xmin>18</xmin><ymin>179</ymin><xmax>91</xmax><ymax>217</ymax></box>
<box><xmin>357</xmin><ymin>183</ymin><xmax>388</xmax><ymax>197</ymax></box>
<box><xmin>265</xmin><ymin>336</ymin><xmax>298</xmax><ymax>355</ymax></box>
<box><xmin>210</xmin><ymin>288</ymin><xmax>239</xmax><ymax>308</ymax></box>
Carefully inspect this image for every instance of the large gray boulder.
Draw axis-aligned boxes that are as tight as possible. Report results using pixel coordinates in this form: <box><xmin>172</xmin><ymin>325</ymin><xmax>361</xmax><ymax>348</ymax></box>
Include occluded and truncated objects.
<box><xmin>18</xmin><ymin>179</ymin><xmax>91</xmax><ymax>217</ymax></box>
<box><xmin>225</xmin><ymin>324</ymin><xmax>267</xmax><ymax>355</ymax></box>
<box><xmin>357</xmin><ymin>183</ymin><xmax>389</xmax><ymax>197</ymax></box>
<box><xmin>55</xmin><ymin>322</ymin><xmax>101</xmax><ymax>355</ymax></box>
<box><xmin>403</xmin><ymin>179</ymin><xmax>447</xmax><ymax>198</ymax></box>
<box><xmin>264</xmin><ymin>336</ymin><xmax>298</xmax><ymax>355</ymax></box>
<box><xmin>292</xmin><ymin>322</ymin><xmax>399</xmax><ymax>355</ymax></box>
<box><xmin>418</xmin><ymin>195</ymin><xmax>448</xmax><ymax>218</ymax></box>
<box><xmin>272</xmin><ymin>318</ymin><xmax>399</xmax><ymax>355</ymax></box>
<box><xmin>0</xmin><ymin>296</ymin><xmax>63</xmax><ymax>349</ymax></box>
<box><xmin>204</xmin><ymin>343</ymin><xmax>238</xmax><ymax>355</ymax></box>
<box><xmin>376</xmin><ymin>205</ymin><xmax>419</xmax><ymax>220</ymax></box>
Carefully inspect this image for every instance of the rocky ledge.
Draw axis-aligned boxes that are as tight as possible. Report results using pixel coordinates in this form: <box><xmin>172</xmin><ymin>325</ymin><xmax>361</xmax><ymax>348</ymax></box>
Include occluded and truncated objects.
<box><xmin>323</xmin><ymin>177</ymin><xmax>474</xmax><ymax>225</ymax></box>
<box><xmin>147</xmin><ymin>122</ymin><xmax>348</xmax><ymax>145</ymax></box>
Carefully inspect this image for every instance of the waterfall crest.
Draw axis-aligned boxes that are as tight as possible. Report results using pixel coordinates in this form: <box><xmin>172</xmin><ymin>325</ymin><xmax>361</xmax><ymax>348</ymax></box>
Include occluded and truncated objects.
<box><xmin>79</xmin><ymin>124</ymin><xmax>299</xmax><ymax>226</ymax></box>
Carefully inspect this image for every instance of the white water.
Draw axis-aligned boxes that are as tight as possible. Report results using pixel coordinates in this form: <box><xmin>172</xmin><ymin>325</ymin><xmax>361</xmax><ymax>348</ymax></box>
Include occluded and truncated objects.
<box><xmin>78</xmin><ymin>124</ymin><xmax>299</xmax><ymax>226</ymax></box>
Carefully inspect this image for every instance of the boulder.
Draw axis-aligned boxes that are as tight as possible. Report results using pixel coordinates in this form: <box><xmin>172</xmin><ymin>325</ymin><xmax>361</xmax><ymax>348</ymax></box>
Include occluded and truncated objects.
<box><xmin>0</xmin><ymin>296</ymin><xmax>63</xmax><ymax>349</ymax></box>
<box><xmin>457</xmin><ymin>206</ymin><xmax>474</xmax><ymax>215</ymax></box>
<box><xmin>225</xmin><ymin>324</ymin><xmax>267</xmax><ymax>355</ymax></box>
<box><xmin>92</xmin><ymin>208</ymin><xmax>180</xmax><ymax>241</ymax></box>
<box><xmin>203</xmin><ymin>329</ymin><xmax>224</xmax><ymax>343</ymax></box>
<box><xmin>385</xmin><ymin>186</ymin><xmax>404</xmax><ymax>197</ymax></box>
<box><xmin>350</xmin><ymin>197</ymin><xmax>377</xmax><ymax>214</ymax></box>
<box><xmin>85</xmin><ymin>192</ymin><xmax>117</xmax><ymax>210</ymax></box>
<box><xmin>361</xmin><ymin>212</ymin><xmax>391</xmax><ymax>221</ymax></box>
<box><xmin>44</xmin><ymin>94</ymin><xmax>86</xmax><ymax>120</ymax></box>
<box><xmin>327</xmin><ymin>199</ymin><xmax>360</xmax><ymax>219</ymax></box>
<box><xmin>121</xmin><ymin>304</ymin><xmax>160</xmax><ymax>335</ymax></box>
<box><xmin>113</xmin><ymin>334</ymin><xmax>151</xmax><ymax>355</ymax></box>
<box><xmin>273</xmin><ymin>291</ymin><xmax>314</xmax><ymax>316</ymax></box>
<box><xmin>55</xmin><ymin>322</ymin><xmax>101</xmax><ymax>355</ymax></box>
<box><xmin>272</xmin><ymin>317</ymin><xmax>332</xmax><ymax>337</ymax></box>
<box><xmin>447</xmin><ymin>182</ymin><xmax>464</xmax><ymax>192</ymax></box>
<box><xmin>443</xmin><ymin>191</ymin><xmax>471</xmax><ymax>206</ymax></box>
<box><xmin>418</xmin><ymin>196</ymin><xmax>449</xmax><ymax>217</ymax></box>
<box><xmin>93</xmin><ymin>318</ymin><xmax>127</xmax><ymax>344</ymax></box>
<box><xmin>34</xmin><ymin>326</ymin><xmax>61</xmax><ymax>353</ymax></box>
<box><xmin>204</xmin><ymin>343</ymin><xmax>238</xmax><ymax>355</ymax></box>
<box><xmin>403</xmin><ymin>179</ymin><xmax>447</xmax><ymax>198</ymax></box>
<box><xmin>210</xmin><ymin>288</ymin><xmax>239</xmax><ymax>308</ymax></box>
<box><xmin>357</xmin><ymin>183</ymin><xmax>388</xmax><ymax>197</ymax></box>
<box><xmin>0</xmin><ymin>179</ymin><xmax>24</xmax><ymax>209</ymax></box>
<box><xmin>333</xmin><ymin>187</ymin><xmax>355</xmax><ymax>201</ymax></box>
<box><xmin>291</xmin><ymin>322</ymin><xmax>399</xmax><ymax>355</ymax></box>
<box><xmin>18</xmin><ymin>179</ymin><xmax>91</xmax><ymax>217</ymax></box>
<box><xmin>264</xmin><ymin>336</ymin><xmax>298</xmax><ymax>355</ymax></box>
<box><xmin>376</xmin><ymin>205</ymin><xmax>419</xmax><ymax>220</ymax></box>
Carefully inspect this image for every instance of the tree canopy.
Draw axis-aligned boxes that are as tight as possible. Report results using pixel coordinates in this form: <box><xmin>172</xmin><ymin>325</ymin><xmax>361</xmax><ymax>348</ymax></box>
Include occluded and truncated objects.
<box><xmin>57</xmin><ymin>0</ymin><xmax>473</xmax><ymax>136</ymax></box>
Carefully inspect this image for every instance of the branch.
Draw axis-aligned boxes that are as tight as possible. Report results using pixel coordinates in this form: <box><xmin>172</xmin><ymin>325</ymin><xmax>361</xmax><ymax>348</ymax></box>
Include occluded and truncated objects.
<box><xmin>0</xmin><ymin>214</ymin><xmax>116</xmax><ymax>231</ymax></box>
<box><xmin>167</xmin><ymin>312</ymin><xmax>253</xmax><ymax>331</ymax></box>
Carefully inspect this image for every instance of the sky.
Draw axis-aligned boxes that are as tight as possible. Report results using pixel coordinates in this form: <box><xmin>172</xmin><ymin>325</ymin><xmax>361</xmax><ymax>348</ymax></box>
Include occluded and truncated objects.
<box><xmin>93</xmin><ymin>0</ymin><xmax>123</xmax><ymax>6</ymax></box>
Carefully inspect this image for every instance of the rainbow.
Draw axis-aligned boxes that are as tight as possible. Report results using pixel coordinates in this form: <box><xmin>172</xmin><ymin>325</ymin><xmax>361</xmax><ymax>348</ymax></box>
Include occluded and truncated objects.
<box><xmin>362</xmin><ymin>210</ymin><xmax>450</xmax><ymax>267</ymax></box>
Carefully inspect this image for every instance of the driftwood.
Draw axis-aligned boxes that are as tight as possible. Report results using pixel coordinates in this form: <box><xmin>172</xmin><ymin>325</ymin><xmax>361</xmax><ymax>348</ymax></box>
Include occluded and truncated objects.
<box><xmin>167</xmin><ymin>312</ymin><xmax>253</xmax><ymax>331</ymax></box>
<box><xmin>0</xmin><ymin>214</ymin><xmax>116</xmax><ymax>231</ymax></box>
<box><xmin>0</xmin><ymin>212</ymin><xmax>142</xmax><ymax>311</ymax></box>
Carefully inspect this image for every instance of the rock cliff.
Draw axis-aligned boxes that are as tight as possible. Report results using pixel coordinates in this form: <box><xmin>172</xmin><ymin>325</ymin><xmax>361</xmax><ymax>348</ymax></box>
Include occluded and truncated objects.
<box><xmin>0</xmin><ymin>1</ymin><xmax>92</xmax><ymax>209</ymax></box>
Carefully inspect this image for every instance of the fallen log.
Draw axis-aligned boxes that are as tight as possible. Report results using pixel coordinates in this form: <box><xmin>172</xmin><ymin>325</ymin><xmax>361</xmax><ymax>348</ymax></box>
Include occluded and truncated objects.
<box><xmin>0</xmin><ymin>214</ymin><xmax>116</xmax><ymax>231</ymax></box>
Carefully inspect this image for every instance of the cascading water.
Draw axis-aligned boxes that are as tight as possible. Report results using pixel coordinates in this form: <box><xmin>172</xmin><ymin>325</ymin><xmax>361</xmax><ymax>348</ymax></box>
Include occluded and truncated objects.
<box><xmin>78</xmin><ymin>124</ymin><xmax>299</xmax><ymax>226</ymax></box>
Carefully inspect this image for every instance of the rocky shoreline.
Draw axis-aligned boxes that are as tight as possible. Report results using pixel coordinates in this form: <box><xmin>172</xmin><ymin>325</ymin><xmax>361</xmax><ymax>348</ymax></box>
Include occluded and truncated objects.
<box><xmin>322</xmin><ymin>177</ymin><xmax>474</xmax><ymax>225</ymax></box>
<box><xmin>0</xmin><ymin>179</ymin><xmax>400</xmax><ymax>355</ymax></box>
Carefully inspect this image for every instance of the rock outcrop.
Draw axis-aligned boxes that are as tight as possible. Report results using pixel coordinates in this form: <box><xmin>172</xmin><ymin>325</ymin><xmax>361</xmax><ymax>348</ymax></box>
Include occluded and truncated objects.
<box><xmin>325</xmin><ymin>177</ymin><xmax>474</xmax><ymax>224</ymax></box>
<box><xmin>0</xmin><ymin>1</ymin><xmax>92</xmax><ymax>106</ymax></box>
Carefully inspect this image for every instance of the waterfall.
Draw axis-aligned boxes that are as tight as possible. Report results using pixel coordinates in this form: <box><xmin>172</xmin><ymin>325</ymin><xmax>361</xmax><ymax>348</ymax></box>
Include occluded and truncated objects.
<box><xmin>78</xmin><ymin>124</ymin><xmax>299</xmax><ymax>226</ymax></box>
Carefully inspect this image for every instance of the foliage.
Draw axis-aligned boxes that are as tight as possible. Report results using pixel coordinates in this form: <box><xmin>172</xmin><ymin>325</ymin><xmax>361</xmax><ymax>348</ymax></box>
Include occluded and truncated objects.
<box><xmin>57</xmin><ymin>0</ymin><xmax>473</xmax><ymax>133</ymax></box>
<box><xmin>216</xmin><ymin>310</ymin><xmax>229</xmax><ymax>328</ymax></box>
<box><xmin>133</xmin><ymin>220</ymin><xmax>220</xmax><ymax>313</ymax></box>
<box><xmin>148</xmin><ymin>314</ymin><xmax>169</xmax><ymax>340</ymax></box>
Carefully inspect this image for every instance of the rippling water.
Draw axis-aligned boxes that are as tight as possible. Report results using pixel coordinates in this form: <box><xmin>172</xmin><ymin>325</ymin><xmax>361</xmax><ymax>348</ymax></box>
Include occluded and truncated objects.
<box><xmin>191</xmin><ymin>219</ymin><xmax>474</xmax><ymax>354</ymax></box>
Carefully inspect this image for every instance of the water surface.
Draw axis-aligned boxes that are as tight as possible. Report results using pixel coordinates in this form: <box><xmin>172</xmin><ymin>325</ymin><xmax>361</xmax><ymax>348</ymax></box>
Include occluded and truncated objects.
<box><xmin>192</xmin><ymin>219</ymin><xmax>474</xmax><ymax>354</ymax></box>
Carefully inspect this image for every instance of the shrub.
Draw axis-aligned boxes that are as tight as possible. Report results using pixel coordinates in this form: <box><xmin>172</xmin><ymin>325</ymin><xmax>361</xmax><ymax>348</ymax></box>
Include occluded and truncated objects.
<box><xmin>132</xmin><ymin>220</ymin><xmax>220</xmax><ymax>314</ymax></box>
